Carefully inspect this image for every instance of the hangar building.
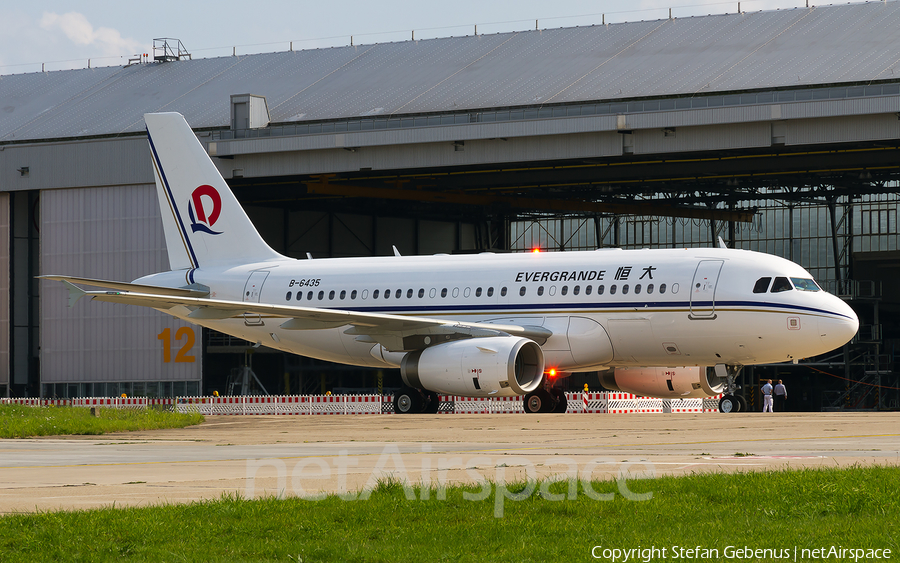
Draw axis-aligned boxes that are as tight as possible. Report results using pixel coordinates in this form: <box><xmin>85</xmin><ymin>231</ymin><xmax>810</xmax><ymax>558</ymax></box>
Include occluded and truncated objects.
<box><xmin>1</xmin><ymin>1</ymin><xmax>898</xmax><ymax>409</ymax></box>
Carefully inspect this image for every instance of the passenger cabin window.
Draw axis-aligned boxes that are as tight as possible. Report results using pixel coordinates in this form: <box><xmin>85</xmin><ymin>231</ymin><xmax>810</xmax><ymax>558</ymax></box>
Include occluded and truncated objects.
<box><xmin>791</xmin><ymin>278</ymin><xmax>820</xmax><ymax>292</ymax></box>
<box><xmin>475</xmin><ymin>287</ymin><xmax>482</xmax><ymax>297</ymax></box>
<box><xmin>771</xmin><ymin>277</ymin><xmax>793</xmax><ymax>293</ymax></box>
<box><xmin>753</xmin><ymin>277</ymin><xmax>772</xmax><ymax>294</ymax></box>
<box><xmin>373</xmin><ymin>289</ymin><xmax>380</xmax><ymax>299</ymax></box>
<box><xmin>500</xmin><ymin>287</ymin><xmax>507</xmax><ymax>297</ymax></box>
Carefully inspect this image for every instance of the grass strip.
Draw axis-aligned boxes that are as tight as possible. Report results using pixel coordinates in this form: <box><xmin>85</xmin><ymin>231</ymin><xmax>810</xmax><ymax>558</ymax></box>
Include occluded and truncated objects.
<box><xmin>0</xmin><ymin>404</ymin><xmax>204</xmax><ymax>438</ymax></box>
<box><xmin>0</xmin><ymin>465</ymin><xmax>897</xmax><ymax>562</ymax></box>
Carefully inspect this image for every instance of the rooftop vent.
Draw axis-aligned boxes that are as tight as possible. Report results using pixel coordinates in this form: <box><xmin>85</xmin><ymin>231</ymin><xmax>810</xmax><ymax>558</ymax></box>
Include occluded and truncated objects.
<box><xmin>153</xmin><ymin>38</ymin><xmax>191</xmax><ymax>63</ymax></box>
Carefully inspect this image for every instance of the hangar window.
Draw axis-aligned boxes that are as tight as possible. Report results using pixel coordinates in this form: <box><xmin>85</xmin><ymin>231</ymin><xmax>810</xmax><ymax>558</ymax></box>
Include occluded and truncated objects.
<box><xmin>519</xmin><ymin>286</ymin><xmax>526</xmax><ymax>296</ymax></box>
<box><xmin>340</xmin><ymin>290</ymin><xmax>346</xmax><ymax>299</ymax></box>
<box><xmin>771</xmin><ymin>277</ymin><xmax>793</xmax><ymax>293</ymax></box>
<box><xmin>329</xmin><ymin>290</ymin><xmax>335</xmax><ymax>300</ymax></box>
<box><xmin>351</xmin><ymin>290</ymin><xmax>357</xmax><ymax>300</ymax></box>
<box><xmin>441</xmin><ymin>288</ymin><xmax>448</xmax><ymax>298</ymax></box>
<box><xmin>476</xmin><ymin>287</ymin><xmax>482</xmax><ymax>297</ymax></box>
<box><xmin>488</xmin><ymin>287</ymin><xmax>494</xmax><ymax>297</ymax></box>
<box><xmin>373</xmin><ymin>290</ymin><xmax>380</xmax><ymax>299</ymax></box>
<box><xmin>500</xmin><ymin>287</ymin><xmax>507</xmax><ymax>297</ymax></box>
<box><xmin>537</xmin><ymin>286</ymin><xmax>544</xmax><ymax>296</ymax></box>
<box><xmin>659</xmin><ymin>284</ymin><xmax>667</xmax><ymax>294</ymax></box>
<box><xmin>286</xmin><ymin>292</ymin><xmax>292</xmax><ymax>301</ymax></box>
<box><xmin>418</xmin><ymin>288</ymin><xmax>425</xmax><ymax>298</ymax></box>
<box><xmin>753</xmin><ymin>277</ymin><xmax>772</xmax><ymax>293</ymax></box>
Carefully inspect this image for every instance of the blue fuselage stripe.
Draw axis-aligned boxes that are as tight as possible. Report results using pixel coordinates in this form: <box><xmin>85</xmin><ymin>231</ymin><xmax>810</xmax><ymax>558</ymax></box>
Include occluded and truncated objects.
<box><xmin>147</xmin><ymin>128</ymin><xmax>200</xmax><ymax>269</ymax></box>
<box><xmin>285</xmin><ymin>299</ymin><xmax>850</xmax><ymax>320</ymax></box>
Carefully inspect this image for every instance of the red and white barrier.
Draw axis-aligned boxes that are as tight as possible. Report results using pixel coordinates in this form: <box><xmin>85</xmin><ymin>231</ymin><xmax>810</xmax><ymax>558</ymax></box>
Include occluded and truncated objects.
<box><xmin>3</xmin><ymin>393</ymin><xmax>724</xmax><ymax>415</ymax></box>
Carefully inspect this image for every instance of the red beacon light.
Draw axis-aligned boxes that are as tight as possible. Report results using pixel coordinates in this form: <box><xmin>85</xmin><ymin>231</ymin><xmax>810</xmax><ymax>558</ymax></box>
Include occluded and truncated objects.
<box><xmin>546</xmin><ymin>368</ymin><xmax>557</xmax><ymax>378</ymax></box>
<box><xmin>531</xmin><ymin>247</ymin><xmax>541</xmax><ymax>253</ymax></box>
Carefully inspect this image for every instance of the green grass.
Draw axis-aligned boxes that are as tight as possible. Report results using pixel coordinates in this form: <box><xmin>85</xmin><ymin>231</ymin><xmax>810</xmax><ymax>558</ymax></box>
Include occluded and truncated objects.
<box><xmin>0</xmin><ymin>465</ymin><xmax>897</xmax><ymax>562</ymax></box>
<box><xmin>0</xmin><ymin>404</ymin><xmax>204</xmax><ymax>438</ymax></box>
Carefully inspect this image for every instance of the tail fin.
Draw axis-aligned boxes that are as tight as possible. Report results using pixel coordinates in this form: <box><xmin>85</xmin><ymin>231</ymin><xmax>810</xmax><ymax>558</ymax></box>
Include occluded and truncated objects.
<box><xmin>145</xmin><ymin>112</ymin><xmax>283</xmax><ymax>270</ymax></box>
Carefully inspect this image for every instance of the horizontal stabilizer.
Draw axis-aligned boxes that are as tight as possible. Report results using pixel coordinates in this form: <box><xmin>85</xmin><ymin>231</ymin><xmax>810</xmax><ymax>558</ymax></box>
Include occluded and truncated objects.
<box><xmin>39</xmin><ymin>275</ymin><xmax>209</xmax><ymax>298</ymax></box>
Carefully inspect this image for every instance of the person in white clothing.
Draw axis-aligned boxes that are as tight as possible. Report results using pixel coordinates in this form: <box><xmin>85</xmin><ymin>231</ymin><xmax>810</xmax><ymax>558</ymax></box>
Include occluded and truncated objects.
<box><xmin>774</xmin><ymin>380</ymin><xmax>787</xmax><ymax>412</ymax></box>
<box><xmin>761</xmin><ymin>379</ymin><xmax>774</xmax><ymax>413</ymax></box>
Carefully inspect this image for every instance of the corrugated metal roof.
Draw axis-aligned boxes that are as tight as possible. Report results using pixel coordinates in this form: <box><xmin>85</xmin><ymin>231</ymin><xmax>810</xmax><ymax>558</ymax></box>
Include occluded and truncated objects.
<box><xmin>3</xmin><ymin>1</ymin><xmax>900</xmax><ymax>142</ymax></box>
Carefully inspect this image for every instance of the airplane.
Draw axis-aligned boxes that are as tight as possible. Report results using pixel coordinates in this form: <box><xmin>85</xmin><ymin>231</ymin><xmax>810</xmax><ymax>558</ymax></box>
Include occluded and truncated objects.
<box><xmin>42</xmin><ymin>112</ymin><xmax>860</xmax><ymax>414</ymax></box>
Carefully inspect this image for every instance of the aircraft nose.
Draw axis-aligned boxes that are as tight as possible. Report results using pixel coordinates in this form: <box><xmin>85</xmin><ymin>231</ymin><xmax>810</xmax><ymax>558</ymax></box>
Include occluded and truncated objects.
<box><xmin>818</xmin><ymin>298</ymin><xmax>858</xmax><ymax>352</ymax></box>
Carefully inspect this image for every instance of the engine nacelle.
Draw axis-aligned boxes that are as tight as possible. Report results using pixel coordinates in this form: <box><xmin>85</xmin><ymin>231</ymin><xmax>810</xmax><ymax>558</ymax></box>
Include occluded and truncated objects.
<box><xmin>599</xmin><ymin>366</ymin><xmax>726</xmax><ymax>398</ymax></box>
<box><xmin>401</xmin><ymin>337</ymin><xmax>544</xmax><ymax>397</ymax></box>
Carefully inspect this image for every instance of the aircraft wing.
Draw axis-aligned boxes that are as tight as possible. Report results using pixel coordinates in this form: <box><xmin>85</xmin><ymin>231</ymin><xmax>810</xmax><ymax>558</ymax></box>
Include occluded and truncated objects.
<box><xmin>48</xmin><ymin>278</ymin><xmax>551</xmax><ymax>352</ymax></box>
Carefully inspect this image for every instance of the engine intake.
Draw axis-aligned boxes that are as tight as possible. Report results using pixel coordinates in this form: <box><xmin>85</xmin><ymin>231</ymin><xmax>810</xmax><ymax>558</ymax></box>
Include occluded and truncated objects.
<box><xmin>401</xmin><ymin>337</ymin><xmax>544</xmax><ymax>397</ymax></box>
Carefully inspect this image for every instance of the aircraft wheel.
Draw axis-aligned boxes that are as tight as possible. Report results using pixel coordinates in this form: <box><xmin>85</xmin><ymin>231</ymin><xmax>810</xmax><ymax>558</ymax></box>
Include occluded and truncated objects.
<box><xmin>423</xmin><ymin>391</ymin><xmax>440</xmax><ymax>414</ymax></box>
<box><xmin>551</xmin><ymin>388</ymin><xmax>568</xmax><ymax>413</ymax></box>
<box><xmin>735</xmin><ymin>394</ymin><xmax>747</xmax><ymax>412</ymax></box>
<box><xmin>524</xmin><ymin>389</ymin><xmax>553</xmax><ymax>414</ymax></box>
<box><xmin>718</xmin><ymin>394</ymin><xmax>738</xmax><ymax>413</ymax></box>
<box><xmin>394</xmin><ymin>387</ymin><xmax>423</xmax><ymax>414</ymax></box>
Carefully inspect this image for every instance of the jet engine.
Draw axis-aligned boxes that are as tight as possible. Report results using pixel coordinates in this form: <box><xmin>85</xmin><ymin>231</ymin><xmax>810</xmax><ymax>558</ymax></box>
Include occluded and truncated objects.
<box><xmin>400</xmin><ymin>337</ymin><xmax>544</xmax><ymax>397</ymax></box>
<box><xmin>598</xmin><ymin>366</ymin><xmax>726</xmax><ymax>398</ymax></box>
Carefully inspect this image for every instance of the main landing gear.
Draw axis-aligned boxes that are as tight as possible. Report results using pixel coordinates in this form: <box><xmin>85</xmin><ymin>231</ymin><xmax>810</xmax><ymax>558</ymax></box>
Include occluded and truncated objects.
<box><xmin>715</xmin><ymin>364</ymin><xmax>747</xmax><ymax>413</ymax></box>
<box><xmin>524</xmin><ymin>384</ymin><xmax>567</xmax><ymax>414</ymax></box>
<box><xmin>393</xmin><ymin>386</ymin><xmax>440</xmax><ymax>414</ymax></box>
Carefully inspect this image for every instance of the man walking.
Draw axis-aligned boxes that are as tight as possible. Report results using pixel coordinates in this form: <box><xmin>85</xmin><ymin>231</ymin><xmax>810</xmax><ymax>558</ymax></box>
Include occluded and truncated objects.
<box><xmin>761</xmin><ymin>379</ymin><xmax>774</xmax><ymax>413</ymax></box>
<box><xmin>774</xmin><ymin>379</ymin><xmax>787</xmax><ymax>412</ymax></box>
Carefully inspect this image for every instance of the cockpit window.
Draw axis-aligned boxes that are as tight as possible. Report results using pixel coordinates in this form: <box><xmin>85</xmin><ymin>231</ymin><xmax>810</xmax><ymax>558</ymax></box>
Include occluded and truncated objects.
<box><xmin>753</xmin><ymin>277</ymin><xmax>771</xmax><ymax>294</ymax></box>
<box><xmin>791</xmin><ymin>277</ymin><xmax>820</xmax><ymax>292</ymax></box>
<box><xmin>770</xmin><ymin>277</ymin><xmax>793</xmax><ymax>293</ymax></box>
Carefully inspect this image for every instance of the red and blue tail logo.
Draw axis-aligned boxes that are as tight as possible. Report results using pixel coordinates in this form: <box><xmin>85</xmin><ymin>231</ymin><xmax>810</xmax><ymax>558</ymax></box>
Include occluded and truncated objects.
<box><xmin>187</xmin><ymin>185</ymin><xmax>223</xmax><ymax>235</ymax></box>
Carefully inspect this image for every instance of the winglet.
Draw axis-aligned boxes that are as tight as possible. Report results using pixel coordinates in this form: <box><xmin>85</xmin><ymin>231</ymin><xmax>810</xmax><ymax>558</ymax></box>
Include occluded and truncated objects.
<box><xmin>717</xmin><ymin>236</ymin><xmax>728</xmax><ymax>249</ymax></box>
<box><xmin>392</xmin><ymin>245</ymin><xmax>402</xmax><ymax>257</ymax></box>
<box><xmin>62</xmin><ymin>280</ymin><xmax>88</xmax><ymax>308</ymax></box>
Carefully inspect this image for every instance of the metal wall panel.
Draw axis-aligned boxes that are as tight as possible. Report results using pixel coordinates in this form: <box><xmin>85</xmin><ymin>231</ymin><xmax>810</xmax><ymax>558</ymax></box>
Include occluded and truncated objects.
<box><xmin>0</xmin><ymin>192</ymin><xmax>8</xmax><ymax>386</ymax></box>
<box><xmin>40</xmin><ymin>185</ymin><xmax>201</xmax><ymax>384</ymax></box>
<box><xmin>227</xmin><ymin>131</ymin><xmax>622</xmax><ymax>177</ymax></box>
<box><xmin>786</xmin><ymin>114</ymin><xmax>900</xmax><ymax>146</ymax></box>
<box><xmin>1</xmin><ymin>137</ymin><xmax>152</xmax><ymax>193</ymax></box>
<box><xmin>634</xmin><ymin>122</ymin><xmax>771</xmax><ymax>154</ymax></box>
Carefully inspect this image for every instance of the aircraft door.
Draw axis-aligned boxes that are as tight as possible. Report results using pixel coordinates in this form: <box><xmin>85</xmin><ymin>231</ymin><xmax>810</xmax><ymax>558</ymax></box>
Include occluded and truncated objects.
<box><xmin>242</xmin><ymin>271</ymin><xmax>270</xmax><ymax>302</ymax></box>
<box><xmin>689</xmin><ymin>260</ymin><xmax>723</xmax><ymax>318</ymax></box>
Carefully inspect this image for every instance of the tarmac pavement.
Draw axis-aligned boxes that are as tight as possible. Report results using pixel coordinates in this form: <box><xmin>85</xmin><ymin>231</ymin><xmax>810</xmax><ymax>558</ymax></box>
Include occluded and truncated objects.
<box><xmin>1</xmin><ymin>412</ymin><xmax>898</xmax><ymax>513</ymax></box>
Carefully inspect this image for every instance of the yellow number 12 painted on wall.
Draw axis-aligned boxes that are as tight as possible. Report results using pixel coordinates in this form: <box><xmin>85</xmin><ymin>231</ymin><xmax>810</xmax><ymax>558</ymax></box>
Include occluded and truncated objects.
<box><xmin>157</xmin><ymin>327</ymin><xmax>196</xmax><ymax>363</ymax></box>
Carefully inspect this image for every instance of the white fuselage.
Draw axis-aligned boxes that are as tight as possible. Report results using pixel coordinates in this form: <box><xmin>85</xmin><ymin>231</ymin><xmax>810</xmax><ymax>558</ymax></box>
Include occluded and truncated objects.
<box><xmin>136</xmin><ymin>246</ymin><xmax>859</xmax><ymax>372</ymax></box>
